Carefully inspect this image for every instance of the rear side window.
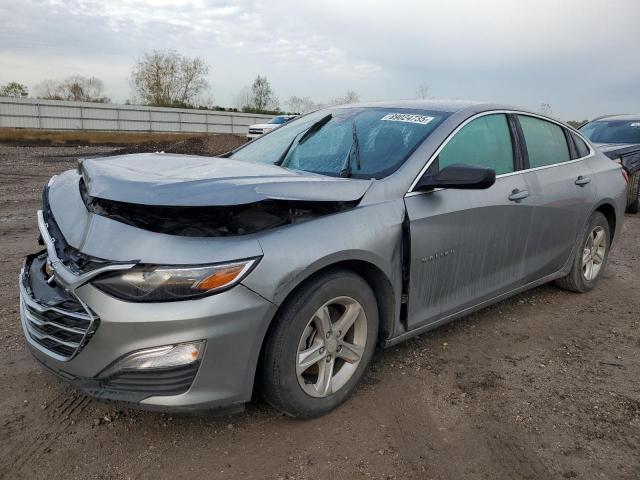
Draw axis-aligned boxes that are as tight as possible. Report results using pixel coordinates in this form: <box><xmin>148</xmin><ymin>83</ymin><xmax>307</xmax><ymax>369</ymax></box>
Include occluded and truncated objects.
<box><xmin>571</xmin><ymin>132</ymin><xmax>590</xmax><ymax>158</ymax></box>
<box><xmin>438</xmin><ymin>114</ymin><xmax>514</xmax><ymax>175</ymax></box>
<box><xmin>518</xmin><ymin>115</ymin><xmax>570</xmax><ymax>168</ymax></box>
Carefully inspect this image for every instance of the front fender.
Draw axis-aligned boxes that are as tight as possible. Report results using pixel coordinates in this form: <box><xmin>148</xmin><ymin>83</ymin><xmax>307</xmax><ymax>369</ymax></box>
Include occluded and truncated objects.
<box><xmin>242</xmin><ymin>200</ymin><xmax>406</xmax><ymax>307</ymax></box>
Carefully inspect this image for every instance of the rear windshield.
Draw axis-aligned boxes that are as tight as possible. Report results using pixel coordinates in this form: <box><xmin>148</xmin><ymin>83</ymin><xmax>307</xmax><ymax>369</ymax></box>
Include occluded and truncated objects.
<box><xmin>579</xmin><ymin>120</ymin><xmax>640</xmax><ymax>144</ymax></box>
<box><xmin>231</xmin><ymin>107</ymin><xmax>450</xmax><ymax>179</ymax></box>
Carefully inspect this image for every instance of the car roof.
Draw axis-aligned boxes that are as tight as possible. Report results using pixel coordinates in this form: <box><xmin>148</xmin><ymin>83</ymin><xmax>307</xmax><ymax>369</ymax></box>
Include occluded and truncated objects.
<box><xmin>334</xmin><ymin>99</ymin><xmax>481</xmax><ymax>112</ymax></box>
<box><xmin>589</xmin><ymin>114</ymin><xmax>640</xmax><ymax>122</ymax></box>
<box><xmin>331</xmin><ymin>99</ymin><xmax>544</xmax><ymax>117</ymax></box>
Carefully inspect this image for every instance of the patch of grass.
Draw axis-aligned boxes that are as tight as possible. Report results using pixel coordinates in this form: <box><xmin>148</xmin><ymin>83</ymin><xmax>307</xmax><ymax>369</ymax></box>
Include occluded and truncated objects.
<box><xmin>0</xmin><ymin>128</ymin><xmax>220</xmax><ymax>146</ymax></box>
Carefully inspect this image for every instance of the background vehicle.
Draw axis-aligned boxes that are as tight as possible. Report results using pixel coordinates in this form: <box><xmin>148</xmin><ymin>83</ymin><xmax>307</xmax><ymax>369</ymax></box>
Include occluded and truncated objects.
<box><xmin>247</xmin><ymin>115</ymin><xmax>296</xmax><ymax>139</ymax></box>
<box><xmin>580</xmin><ymin>114</ymin><xmax>640</xmax><ymax>213</ymax></box>
<box><xmin>19</xmin><ymin>101</ymin><xmax>626</xmax><ymax>418</ymax></box>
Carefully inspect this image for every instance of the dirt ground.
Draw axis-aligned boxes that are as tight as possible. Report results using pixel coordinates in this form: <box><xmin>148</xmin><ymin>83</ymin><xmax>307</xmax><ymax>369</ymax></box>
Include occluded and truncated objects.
<box><xmin>0</xmin><ymin>141</ymin><xmax>639</xmax><ymax>480</ymax></box>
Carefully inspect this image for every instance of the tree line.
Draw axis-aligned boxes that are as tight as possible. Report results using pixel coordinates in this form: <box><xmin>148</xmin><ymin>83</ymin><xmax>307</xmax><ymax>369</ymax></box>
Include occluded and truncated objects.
<box><xmin>0</xmin><ymin>50</ymin><xmax>590</xmax><ymax>124</ymax></box>
<box><xmin>0</xmin><ymin>50</ymin><xmax>359</xmax><ymax>115</ymax></box>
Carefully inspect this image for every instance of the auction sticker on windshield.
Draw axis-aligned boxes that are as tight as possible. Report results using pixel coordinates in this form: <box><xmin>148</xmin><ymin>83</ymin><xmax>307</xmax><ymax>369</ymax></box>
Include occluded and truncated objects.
<box><xmin>381</xmin><ymin>113</ymin><xmax>434</xmax><ymax>125</ymax></box>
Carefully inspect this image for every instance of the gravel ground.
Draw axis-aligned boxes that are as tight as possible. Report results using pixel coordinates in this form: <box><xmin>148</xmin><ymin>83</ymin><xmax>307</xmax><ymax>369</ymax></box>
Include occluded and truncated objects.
<box><xmin>1</xmin><ymin>143</ymin><xmax>639</xmax><ymax>480</ymax></box>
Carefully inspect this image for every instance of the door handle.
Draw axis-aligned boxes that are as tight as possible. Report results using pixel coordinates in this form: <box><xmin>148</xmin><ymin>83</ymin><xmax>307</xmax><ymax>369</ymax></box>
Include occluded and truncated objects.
<box><xmin>508</xmin><ymin>188</ymin><xmax>529</xmax><ymax>202</ymax></box>
<box><xmin>575</xmin><ymin>176</ymin><xmax>591</xmax><ymax>186</ymax></box>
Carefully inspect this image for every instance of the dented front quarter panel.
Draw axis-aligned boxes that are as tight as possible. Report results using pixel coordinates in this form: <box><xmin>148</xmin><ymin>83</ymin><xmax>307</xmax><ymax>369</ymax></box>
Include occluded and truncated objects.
<box><xmin>241</xmin><ymin>195</ymin><xmax>406</xmax><ymax>322</ymax></box>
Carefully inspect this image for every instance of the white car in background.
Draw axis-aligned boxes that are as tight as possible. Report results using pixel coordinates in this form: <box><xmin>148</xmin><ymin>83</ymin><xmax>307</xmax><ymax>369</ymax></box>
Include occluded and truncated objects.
<box><xmin>247</xmin><ymin>115</ymin><xmax>296</xmax><ymax>139</ymax></box>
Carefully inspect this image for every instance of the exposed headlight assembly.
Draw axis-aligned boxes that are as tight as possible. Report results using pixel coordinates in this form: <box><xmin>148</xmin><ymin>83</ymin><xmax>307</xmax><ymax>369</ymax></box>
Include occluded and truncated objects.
<box><xmin>92</xmin><ymin>258</ymin><xmax>258</xmax><ymax>302</ymax></box>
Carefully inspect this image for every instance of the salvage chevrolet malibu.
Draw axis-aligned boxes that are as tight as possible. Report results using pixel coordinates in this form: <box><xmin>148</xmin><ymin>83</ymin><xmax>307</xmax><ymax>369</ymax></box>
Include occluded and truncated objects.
<box><xmin>20</xmin><ymin>101</ymin><xmax>627</xmax><ymax>418</ymax></box>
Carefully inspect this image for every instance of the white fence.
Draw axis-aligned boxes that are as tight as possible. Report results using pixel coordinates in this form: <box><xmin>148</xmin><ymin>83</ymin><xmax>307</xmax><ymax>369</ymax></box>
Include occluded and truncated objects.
<box><xmin>0</xmin><ymin>97</ymin><xmax>273</xmax><ymax>135</ymax></box>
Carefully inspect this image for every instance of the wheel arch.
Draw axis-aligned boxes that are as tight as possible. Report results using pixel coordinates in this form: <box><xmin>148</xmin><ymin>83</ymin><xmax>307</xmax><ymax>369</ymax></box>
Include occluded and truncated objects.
<box><xmin>270</xmin><ymin>258</ymin><xmax>397</xmax><ymax>345</ymax></box>
<box><xmin>251</xmin><ymin>257</ymin><xmax>398</xmax><ymax>397</ymax></box>
<box><xmin>592</xmin><ymin>201</ymin><xmax>617</xmax><ymax>243</ymax></box>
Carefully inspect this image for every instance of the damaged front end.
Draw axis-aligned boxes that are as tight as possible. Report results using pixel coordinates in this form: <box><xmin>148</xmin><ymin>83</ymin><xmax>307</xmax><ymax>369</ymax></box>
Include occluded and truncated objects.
<box><xmin>80</xmin><ymin>179</ymin><xmax>358</xmax><ymax>237</ymax></box>
<box><xmin>75</xmin><ymin>152</ymin><xmax>370</xmax><ymax>237</ymax></box>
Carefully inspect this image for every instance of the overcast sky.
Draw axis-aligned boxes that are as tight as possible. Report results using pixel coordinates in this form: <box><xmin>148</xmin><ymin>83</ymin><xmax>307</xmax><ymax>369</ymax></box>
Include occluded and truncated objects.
<box><xmin>1</xmin><ymin>0</ymin><xmax>638</xmax><ymax>120</ymax></box>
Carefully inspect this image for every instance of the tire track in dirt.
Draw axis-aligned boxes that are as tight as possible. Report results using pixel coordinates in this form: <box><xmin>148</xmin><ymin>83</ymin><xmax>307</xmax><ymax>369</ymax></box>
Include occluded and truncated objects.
<box><xmin>4</xmin><ymin>391</ymin><xmax>93</xmax><ymax>474</ymax></box>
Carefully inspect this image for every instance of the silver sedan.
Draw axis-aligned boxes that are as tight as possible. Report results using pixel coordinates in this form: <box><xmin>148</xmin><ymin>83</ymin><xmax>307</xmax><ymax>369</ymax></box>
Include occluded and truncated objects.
<box><xmin>19</xmin><ymin>101</ymin><xmax>627</xmax><ymax>417</ymax></box>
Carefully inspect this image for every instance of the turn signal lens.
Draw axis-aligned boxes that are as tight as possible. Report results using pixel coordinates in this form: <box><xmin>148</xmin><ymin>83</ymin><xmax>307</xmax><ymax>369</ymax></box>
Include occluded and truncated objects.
<box><xmin>195</xmin><ymin>264</ymin><xmax>248</xmax><ymax>291</ymax></box>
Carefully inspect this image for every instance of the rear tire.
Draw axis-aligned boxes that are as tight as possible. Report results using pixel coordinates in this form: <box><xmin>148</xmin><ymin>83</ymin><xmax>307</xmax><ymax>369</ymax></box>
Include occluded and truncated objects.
<box><xmin>261</xmin><ymin>269</ymin><xmax>378</xmax><ymax>418</ymax></box>
<box><xmin>555</xmin><ymin>212</ymin><xmax>610</xmax><ymax>293</ymax></box>
<box><xmin>626</xmin><ymin>172</ymin><xmax>640</xmax><ymax>214</ymax></box>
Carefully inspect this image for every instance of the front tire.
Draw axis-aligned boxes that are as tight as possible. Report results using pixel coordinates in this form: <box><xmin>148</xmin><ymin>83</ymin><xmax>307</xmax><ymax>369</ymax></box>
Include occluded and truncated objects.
<box><xmin>555</xmin><ymin>212</ymin><xmax>610</xmax><ymax>293</ymax></box>
<box><xmin>261</xmin><ymin>269</ymin><xmax>378</xmax><ymax>418</ymax></box>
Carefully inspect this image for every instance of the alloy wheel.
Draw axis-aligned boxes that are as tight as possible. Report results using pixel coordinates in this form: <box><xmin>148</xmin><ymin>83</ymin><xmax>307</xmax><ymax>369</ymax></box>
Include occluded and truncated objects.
<box><xmin>582</xmin><ymin>226</ymin><xmax>606</xmax><ymax>281</ymax></box>
<box><xmin>296</xmin><ymin>296</ymin><xmax>367</xmax><ymax>398</ymax></box>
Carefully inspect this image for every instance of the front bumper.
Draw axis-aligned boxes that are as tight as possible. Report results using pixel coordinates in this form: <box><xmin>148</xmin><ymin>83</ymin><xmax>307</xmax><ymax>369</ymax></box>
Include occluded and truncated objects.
<box><xmin>19</xmin><ymin>251</ymin><xmax>277</xmax><ymax>411</ymax></box>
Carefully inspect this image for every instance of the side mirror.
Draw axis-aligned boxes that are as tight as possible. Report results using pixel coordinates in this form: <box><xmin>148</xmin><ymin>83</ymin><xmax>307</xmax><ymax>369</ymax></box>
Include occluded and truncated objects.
<box><xmin>415</xmin><ymin>163</ymin><xmax>496</xmax><ymax>191</ymax></box>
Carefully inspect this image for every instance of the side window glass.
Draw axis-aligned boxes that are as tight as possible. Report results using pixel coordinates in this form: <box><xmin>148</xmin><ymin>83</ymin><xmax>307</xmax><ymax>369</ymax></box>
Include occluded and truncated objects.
<box><xmin>518</xmin><ymin>115</ymin><xmax>571</xmax><ymax>167</ymax></box>
<box><xmin>437</xmin><ymin>114</ymin><xmax>514</xmax><ymax>175</ymax></box>
<box><xmin>571</xmin><ymin>132</ymin><xmax>590</xmax><ymax>158</ymax></box>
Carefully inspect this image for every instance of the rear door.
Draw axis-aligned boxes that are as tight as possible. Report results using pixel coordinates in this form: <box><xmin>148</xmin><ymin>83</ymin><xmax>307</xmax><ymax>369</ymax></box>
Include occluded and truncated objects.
<box><xmin>514</xmin><ymin>115</ymin><xmax>597</xmax><ymax>282</ymax></box>
<box><xmin>404</xmin><ymin>113</ymin><xmax>536</xmax><ymax>329</ymax></box>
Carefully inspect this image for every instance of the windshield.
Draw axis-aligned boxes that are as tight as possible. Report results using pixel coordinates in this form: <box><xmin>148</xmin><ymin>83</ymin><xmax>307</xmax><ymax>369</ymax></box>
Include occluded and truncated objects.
<box><xmin>231</xmin><ymin>107</ymin><xmax>449</xmax><ymax>179</ymax></box>
<box><xmin>580</xmin><ymin>119</ymin><xmax>640</xmax><ymax>144</ymax></box>
<box><xmin>269</xmin><ymin>116</ymin><xmax>290</xmax><ymax>125</ymax></box>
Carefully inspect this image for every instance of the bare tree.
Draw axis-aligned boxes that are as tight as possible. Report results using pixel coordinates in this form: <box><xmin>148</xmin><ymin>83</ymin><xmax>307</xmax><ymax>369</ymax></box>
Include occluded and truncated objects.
<box><xmin>235</xmin><ymin>75</ymin><xmax>279</xmax><ymax>112</ymax></box>
<box><xmin>62</xmin><ymin>76</ymin><xmax>108</xmax><ymax>102</ymax></box>
<box><xmin>0</xmin><ymin>82</ymin><xmax>29</xmax><ymax>98</ymax></box>
<box><xmin>131</xmin><ymin>50</ymin><xmax>209</xmax><ymax>107</ymax></box>
<box><xmin>250</xmin><ymin>75</ymin><xmax>278</xmax><ymax>111</ymax></box>
<box><xmin>417</xmin><ymin>82</ymin><xmax>430</xmax><ymax>99</ymax></box>
<box><xmin>35</xmin><ymin>79</ymin><xmax>62</xmax><ymax>100</ymax></box>
<box><xmin>286</xmin><ymin>95</ymin><xmax>317</xmax><ymax>114</ymax></box>
<box><xmin>539</xmin><ymin>103</ymin><xmax>553</xmax><ymax>116</ymax></box>
<box><xmin>178</xmin><ymin>56</ymin><xmax>209</xmax><ymax>105</ymax></box>
<box><xmin>332</xmin><ymin>90</ymin><xmax>360</xmax><ymax>105</ymax></box>
<box><xmin>35</xmin><ymin>76</ymin><xmax>109</xmax><ymax>102</ymax></box>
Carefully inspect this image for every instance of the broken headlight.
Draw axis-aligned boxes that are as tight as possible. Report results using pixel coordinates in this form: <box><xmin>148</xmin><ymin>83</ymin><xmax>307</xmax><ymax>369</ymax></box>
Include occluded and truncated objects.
<box><xmin>92</xmin><ymin>259</ymin><xmax>258</xmax><ymax>302</ymax></box>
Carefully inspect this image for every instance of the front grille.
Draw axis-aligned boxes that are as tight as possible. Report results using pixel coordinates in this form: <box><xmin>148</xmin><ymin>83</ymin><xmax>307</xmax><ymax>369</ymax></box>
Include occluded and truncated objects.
<box><xmin>23</xmin><ymin>300</ymin><xmax>95</xmax><ymax>358</ymax></box>
<box><xmin>248</xmin><ymin>128</ymin><xmax>263</xmax><ymax>134</ymax></box>
<box><xmin>21</xmin><ymin>253</ymin><xmax>98</xmax><ymax>360</ymax></box>
<box><xmin>101</xmin><ymin>363</ymin><xmax>200</xmax><ymax>397</ymax></box>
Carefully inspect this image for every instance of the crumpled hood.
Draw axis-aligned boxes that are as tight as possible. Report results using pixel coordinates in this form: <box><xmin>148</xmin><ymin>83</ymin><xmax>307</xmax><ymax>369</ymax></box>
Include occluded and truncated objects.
<box><xmin>80</xmin><ymin>153</ymin><xmax>371</xmax><ymax>206</ymax></box>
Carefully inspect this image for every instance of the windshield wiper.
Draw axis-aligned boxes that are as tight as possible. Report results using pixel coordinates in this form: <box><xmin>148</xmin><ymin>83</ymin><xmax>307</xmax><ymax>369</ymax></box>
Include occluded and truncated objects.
<box><xmin>275</xmin><ymin>114</ymin><xmax>332</xmax><ymax>167</ymax></box>
<box><xmin>340</xmin><ymin>120</ymin><xmax>361</xmax><ymax>178</ymax></box>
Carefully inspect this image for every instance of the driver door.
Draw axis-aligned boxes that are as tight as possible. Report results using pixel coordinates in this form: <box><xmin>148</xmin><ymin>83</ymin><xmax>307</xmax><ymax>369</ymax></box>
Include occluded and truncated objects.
<box><xmin>404</xmin><ymin>113</ymin><xmax>535</xmax><ymax>329</ymax></box>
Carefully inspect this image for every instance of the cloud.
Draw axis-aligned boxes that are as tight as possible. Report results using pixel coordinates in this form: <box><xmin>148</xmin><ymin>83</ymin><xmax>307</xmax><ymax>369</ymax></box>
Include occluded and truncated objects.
<box><xmin>0</xmin><ymin>0</ymin><xmax>639</xmax><ymax>118</ymax></box>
